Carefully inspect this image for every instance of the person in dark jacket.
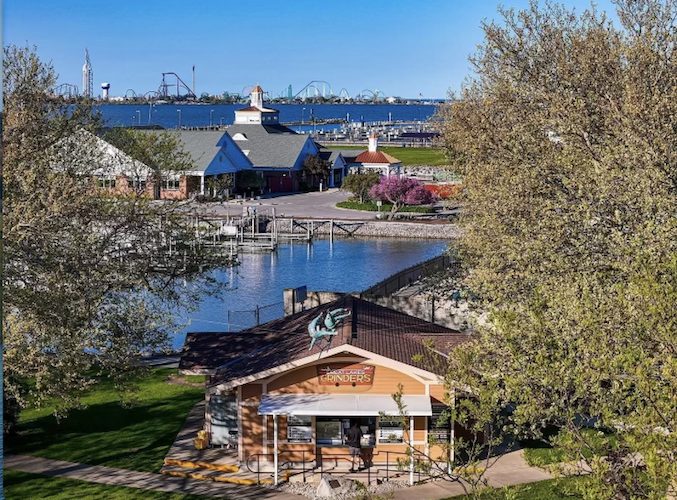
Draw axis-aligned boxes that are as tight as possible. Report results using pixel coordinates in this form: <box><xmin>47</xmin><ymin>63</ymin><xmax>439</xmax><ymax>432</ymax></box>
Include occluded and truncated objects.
<box><xmin>345</xmin><ymin>420</ymin><xmax>363</xmax><ymax>472</ymax></box>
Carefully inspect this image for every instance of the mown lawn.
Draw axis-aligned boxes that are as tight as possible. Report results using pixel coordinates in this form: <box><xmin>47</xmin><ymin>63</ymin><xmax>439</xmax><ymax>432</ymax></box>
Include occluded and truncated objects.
<box><xmin>522</xmin><ymin>428</ymin><xmax>618</xmax><ymax>467</ymax></box>
<box><xmin>329</xmin><ymin>146</ymin><xmax>449</xmax><ymax>166</ymax></box>
<box><xmin>4</xmin><ymin>470</ymin><xmax>216</xmax><ymax>500</ymax></box>
<box><xmin>447</xmin><ymin>476</ymin><xmax>585</xmax><ymax>499</ymax></box>
<box><xmin>6</xmin><ymin>368</ymin><xmax>204</xmax><ymax>473</ymax></box>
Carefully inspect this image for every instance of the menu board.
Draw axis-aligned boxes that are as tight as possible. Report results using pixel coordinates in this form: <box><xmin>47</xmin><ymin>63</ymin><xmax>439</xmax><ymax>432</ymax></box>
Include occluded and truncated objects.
<box><xmin>428</xmin><ymin>404</ymin><xmax>451</xmax><ymax>443</ymax></box>
<box><xmin>379</xmin><ymin>418</ymin><xmax>404</xmax><ymax>443</ymax></box>
<box><xmin>287</xmin><ymin>415</ymin><xmax>312</xmax><ymax>443</ymax></box>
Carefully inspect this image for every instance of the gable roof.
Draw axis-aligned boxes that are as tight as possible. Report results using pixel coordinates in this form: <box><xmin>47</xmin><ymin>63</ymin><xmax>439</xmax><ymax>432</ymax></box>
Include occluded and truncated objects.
<box><xmin>355</xmin><ymin>150</ymin><xmax>401</xmax><ymax>164</ymax></box>
<box><xmin>226</xmin><ymin>124</ymin><xmax>314</xmax><ymax>169</ymax></box>
<box><xmin>180</xmin><ymin>295</ymin><xmax>472</xmax><ymax>386</ymax></box>
<box><xmin>236</xmin><ymin>106</ymin><xmax>279</xmax><ymax>113</ymax></box>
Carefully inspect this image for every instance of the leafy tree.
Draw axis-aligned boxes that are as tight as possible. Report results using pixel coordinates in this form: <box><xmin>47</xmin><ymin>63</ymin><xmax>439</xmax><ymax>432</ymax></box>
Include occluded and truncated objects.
<box><xmin>103</xmin><ymin>127</ymin><xmax>192</xmax><ymax>199</ymax></box>
<box><xmin>341</xmin><ymin>172</ymin><xmax>381</xmax><ymax>204</ymax></box>
<box><xmin>302</xmin><ymin>153</ymin><xmax>331</xmax><ymax>187</ymax></box>
<box><xmin>369</xmin><ymin>176</ymin><xmax>435</xmax><ymax>219</ymax></box>
<box><xmin>3</xmin><ymin>45</ymin><xmax>225</xmax><ymax>425</ymax></box>
<box><xmin>206</xmin><ymin>174</ymin><xmax>234</xmax><ymax>200</ymax></box>
<box><xmin>438</xmin><ymin>1</ymin><xmax>677</xmax><ymax>498</ymax></box>
<box><xmin>236</xmin><ymin>170</ymin><xmax>264</xmax><ymax>191</ymax></box>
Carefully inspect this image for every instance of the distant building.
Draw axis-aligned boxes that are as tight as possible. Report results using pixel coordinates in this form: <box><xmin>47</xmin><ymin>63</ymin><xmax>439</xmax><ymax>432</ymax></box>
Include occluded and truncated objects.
<box><xmin>233</xmin><ymin>85</ymin><xmax>280</xmax><ymax>125</ymax></box>
<box><xmin>343</xmin><ymin>132</ymin><xmax>402</xmax><ymax>177</ymax></box>
<box><xmin>227</xmin><ymin>85</ymin><xmax>346</xmax><ymax>192</ymax></box>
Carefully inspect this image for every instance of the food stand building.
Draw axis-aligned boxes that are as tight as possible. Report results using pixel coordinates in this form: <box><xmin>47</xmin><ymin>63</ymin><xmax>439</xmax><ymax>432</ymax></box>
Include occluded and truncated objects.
<box><xmin>179</xmin><ymin>295</ymin><xmax>471</xmax><ymax>482</ymax></box>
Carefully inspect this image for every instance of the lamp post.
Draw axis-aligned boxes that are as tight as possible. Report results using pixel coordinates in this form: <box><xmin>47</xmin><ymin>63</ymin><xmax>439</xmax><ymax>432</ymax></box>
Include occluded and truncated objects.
<box><xmin>136</xmin><ymin>110</ymin><xmax>141</xmax><ymax>127</ymax></box>
<box><xmin>302</xmin><ymin>107</ymin><xmax>305</xmax><ymax>124</ymax></box>
<box><xmin>210</xmin><ymin>109</ymin><xmax>214</xmax><ymax>127</ymax></box>
<box><xmin>177</xmin><ymin>109</ymin><xmax>182</xmax><ymax>129</ymax></box>
<box><xmin>220</xmin><ymin>116</ymin><xmax>224</xmax><ymax>127</ymax></box>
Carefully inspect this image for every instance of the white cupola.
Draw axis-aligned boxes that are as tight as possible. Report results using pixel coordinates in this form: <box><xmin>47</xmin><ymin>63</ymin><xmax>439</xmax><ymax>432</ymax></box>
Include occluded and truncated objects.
<box><xmin>368</xmin><ymin>132</ymin><xmax>378</xmax><ymax>152</ymax></box>
<box><xmin>251</xmin><ymin>84</ymin><xmax>264</xmax><ymax>109</ymax></box>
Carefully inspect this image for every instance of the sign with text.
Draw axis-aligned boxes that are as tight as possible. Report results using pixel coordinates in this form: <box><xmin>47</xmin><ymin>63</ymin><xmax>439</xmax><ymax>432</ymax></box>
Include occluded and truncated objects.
<box><xmin>317</xmin><ymin>364</ymin><xmax>375</xmax><ymax>386</ymax></box>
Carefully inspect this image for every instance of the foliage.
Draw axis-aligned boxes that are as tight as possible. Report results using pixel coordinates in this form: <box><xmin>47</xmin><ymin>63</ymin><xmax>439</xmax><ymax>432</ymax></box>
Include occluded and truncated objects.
<box><xmin>206</xmin><ymin>174</ymin><xmax>233</xmax><ymax>200</ymax></box>
<box><xmin>447</xmin><ymin>476</ymin><xmax>586</xmax><ymax>499</ymax></box>
<box><xmin>341</xmin><ymin>172</ymin><xmax>381</xmax><ymax>203</ymax></box>
<box><xmin>369</xmin><ymin>177</ymin><xmax>436</xmax><ymax>219</ymax></box>
<box><xmin>236</xmin><ymin>170</ymin><xmax>264</xmax><ymax>190</ymax></box>
<box><xmin>4</xmin><ymin>470</ymin><xmax>215</xmax><ymax>500</ymax></box>
<box><xmin>438</xmin><ymin>1</ymin><xmax>677</xmax><ymax>498</ymax></box>
<box><xmin>6</xmin><ymin>368</ymin><xmax>204</xmax><ymax>473</ymax></box>
<box><xmin>336</xmin><ymin>200</ymin><xmax>436</xmax><ymax>213</ymax></box>
<box><xmin>103</xmin><ymin>127</ymin><xmax>193</xmax><ymax>199</ymax></box>
<box><xmin>303</xmin><ymin>153</ymin><xmax>331</xmax><ymax>184</ymax></box>
<box><xmin>2</xmin><ymin>45</ymin><xmax>225</xmax><ymax>426</ymax></box>
<box><xmin>387</xmin><ymin>380</ymin><xmax>514</xmax><ymax>500</ymax></box>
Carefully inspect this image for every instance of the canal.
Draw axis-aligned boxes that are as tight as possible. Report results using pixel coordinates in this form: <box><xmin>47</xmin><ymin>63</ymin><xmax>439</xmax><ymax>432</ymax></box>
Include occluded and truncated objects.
<box><xmin>172</xmin><ymin>237</ymin><xmax>448</xmax><ymax>348</ymax></box>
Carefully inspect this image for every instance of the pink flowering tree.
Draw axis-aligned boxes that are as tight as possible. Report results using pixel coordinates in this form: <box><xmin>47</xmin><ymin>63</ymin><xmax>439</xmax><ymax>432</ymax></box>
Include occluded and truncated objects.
<box><xmin>369</xmin><ymin>176</ymin><xmax>436</xmax><ymax>219</ymax></box>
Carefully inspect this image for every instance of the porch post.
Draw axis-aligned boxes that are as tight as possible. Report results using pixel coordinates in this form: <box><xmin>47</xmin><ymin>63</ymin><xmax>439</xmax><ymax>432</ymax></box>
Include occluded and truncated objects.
<box><xmin>409</xmin><ymin>415</ymin><xmax>415</xmax><ymax>485</ymax></box>
<box><xmin>200</xmin><ymin>174</ymin><xmax>205</xmax><ymax>195</ymax></box>
<box><xmin>274</xmin><ymin>414</ymin><xmax>279</xmax><ymax>485</ymax></box>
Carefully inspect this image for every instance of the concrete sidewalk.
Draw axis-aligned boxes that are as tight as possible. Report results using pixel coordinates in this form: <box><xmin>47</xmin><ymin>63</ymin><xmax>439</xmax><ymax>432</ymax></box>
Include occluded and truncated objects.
<box><xmin>390</xmin><ymin>450</ymin><xmax>553</xmax><ymax>500</ymax></box>
<box><xmin>4</xmin><ymin>454</ymin><xmax>302</xmax><ymax>500</ymax></box>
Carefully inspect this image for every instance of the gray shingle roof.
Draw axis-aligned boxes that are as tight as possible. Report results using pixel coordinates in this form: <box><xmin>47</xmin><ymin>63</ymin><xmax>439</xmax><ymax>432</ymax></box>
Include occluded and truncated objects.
<box><xmin>180</xmin><ymin>295</ymin><xmax>473</xmax><ymax>385</ymax></box>
<box><xmin>175</xmin><ymin>131</ymin><xmax>226</xmax><ymax>172</ymax></box>
<box><xmin>226</xmin><ymin>124</ymin><xmax>310</xmax><ymax>169</ymax></box>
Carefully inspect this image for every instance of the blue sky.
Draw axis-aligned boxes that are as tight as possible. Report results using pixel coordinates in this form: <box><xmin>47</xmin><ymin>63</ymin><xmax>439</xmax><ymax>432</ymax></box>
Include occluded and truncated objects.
<box><xmin>4</xmin><ymin>0</ymin><xmax>617</xmax><ymax>99</ymax></box>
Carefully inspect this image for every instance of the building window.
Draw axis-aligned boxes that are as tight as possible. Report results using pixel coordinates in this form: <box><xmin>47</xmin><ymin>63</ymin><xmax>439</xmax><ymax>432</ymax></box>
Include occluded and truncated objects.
<box><xmin>130</xmin><ymin>178</ymin><xmax>146</xmax><ymax>191</ymax></box>
<box><xmin>97</xmin><ymin>177</ymin><xmax>116</xmax><ymax>189</ymax></box>
<box><xmin>162</xmin><ymin>177</ymin><xmax>181</xmax><ymax>191</ymax></box>
<box><xmin>378</xmin><ymin>418</ymin><xmax>404</xmax><ymax>444</ymax></box>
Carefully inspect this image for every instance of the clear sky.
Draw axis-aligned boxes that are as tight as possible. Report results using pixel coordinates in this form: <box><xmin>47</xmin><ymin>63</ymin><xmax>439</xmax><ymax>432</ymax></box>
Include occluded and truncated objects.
<box><xmin>4</xmin><ymin>0</ymin><xmax>617</xmax><ymax>100</ymax></box>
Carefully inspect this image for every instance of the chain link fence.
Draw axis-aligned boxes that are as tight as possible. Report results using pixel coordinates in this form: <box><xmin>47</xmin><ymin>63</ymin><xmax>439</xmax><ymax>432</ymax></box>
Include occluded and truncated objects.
<box><xmin>226</xmin><ymin>302</ymin><xmax>284</xmax><ymax>331</ymax></box>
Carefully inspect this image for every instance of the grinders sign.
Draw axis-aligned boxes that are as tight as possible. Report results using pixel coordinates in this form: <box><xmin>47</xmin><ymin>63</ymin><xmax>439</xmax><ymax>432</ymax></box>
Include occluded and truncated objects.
<box><xmin>317</xmin><ymin>364</ymin><xmax>375</xmax><ymax>386</ymax></box>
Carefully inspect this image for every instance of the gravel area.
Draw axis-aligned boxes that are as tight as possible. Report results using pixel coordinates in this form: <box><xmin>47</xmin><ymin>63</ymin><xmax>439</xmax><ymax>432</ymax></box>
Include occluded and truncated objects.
<box><xmin>264</xmin><ymin>479</ymin><xmax>410</xmax><ymax>500</ymax></box>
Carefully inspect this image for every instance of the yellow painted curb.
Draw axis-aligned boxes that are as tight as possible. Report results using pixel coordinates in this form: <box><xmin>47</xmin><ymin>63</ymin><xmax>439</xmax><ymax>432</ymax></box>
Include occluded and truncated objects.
<box><xmin>161</xmin><ymin>469</ymin><xmax>279</xmax><ymax>485</ymax></box>
<box><xmin>164</xmin><ymin>458</ymin><xmax>239</xmax><ymax>473</ymax></box>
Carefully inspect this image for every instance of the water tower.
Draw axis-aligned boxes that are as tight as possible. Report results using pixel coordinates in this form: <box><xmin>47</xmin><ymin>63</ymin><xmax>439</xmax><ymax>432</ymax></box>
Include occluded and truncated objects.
<box><xmin>101</xmin><ymin>82</ymin><xmax>110</xmax><ymax>100</ymax></box>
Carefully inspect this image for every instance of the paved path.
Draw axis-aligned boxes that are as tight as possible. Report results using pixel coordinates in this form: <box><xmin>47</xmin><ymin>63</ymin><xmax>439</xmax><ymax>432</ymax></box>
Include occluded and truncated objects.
<box><xmin>5</xmin><ymin>449</ymin><xmax>551</xmax><ymax>500</ymax></box>
<box><xmin>201</xmin><ymin>189</ymin><xmax>372</xmax><ymax>220</ymax></box>
<box><xmin>391</xmin><ymin>450</ymin><xmax>553</xmax><ymax>500</ymax></box>
<box><xmin>4</xmin><ymin>454</ymin><xmax>301</xmax><ymax>500</ymax></box>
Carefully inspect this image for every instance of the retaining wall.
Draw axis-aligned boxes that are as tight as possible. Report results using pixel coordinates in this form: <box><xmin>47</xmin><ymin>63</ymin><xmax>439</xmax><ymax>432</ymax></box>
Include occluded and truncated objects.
<box><xmin>267</xmin><ymin>219</ymin><xmax>460</xmax><ymax>239</ymax></box>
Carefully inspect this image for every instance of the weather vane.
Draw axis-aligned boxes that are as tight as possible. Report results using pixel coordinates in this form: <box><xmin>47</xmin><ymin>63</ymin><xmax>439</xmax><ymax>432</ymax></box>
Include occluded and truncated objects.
<box><xmin>308</xmin><ymin>308</ymin><xmax>351</xmax><ymax>351</ymax></box>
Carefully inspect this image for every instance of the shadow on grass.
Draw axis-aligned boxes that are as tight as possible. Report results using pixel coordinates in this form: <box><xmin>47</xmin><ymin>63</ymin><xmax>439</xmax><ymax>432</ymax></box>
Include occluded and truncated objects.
<box><xmin>4</xmin><ymin>470</ymin><xmax>214</xmax><ymax>500</ymax></box>
<box><xmin>7</xmin><ymin>391</ymin><xmax>203</xmax><ymax>473</ymax></box>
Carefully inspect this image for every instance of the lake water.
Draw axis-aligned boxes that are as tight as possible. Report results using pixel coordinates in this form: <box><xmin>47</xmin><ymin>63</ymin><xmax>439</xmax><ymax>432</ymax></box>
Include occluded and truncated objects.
<box><xmin>173</xmin><ymin>237</ymin><xmax>448</xmax><ymax>349</ymax></box>
<box><xmin>98</xmin><ymin>103</ymin><xmax>440</xmax><ymax>131</ymax></box>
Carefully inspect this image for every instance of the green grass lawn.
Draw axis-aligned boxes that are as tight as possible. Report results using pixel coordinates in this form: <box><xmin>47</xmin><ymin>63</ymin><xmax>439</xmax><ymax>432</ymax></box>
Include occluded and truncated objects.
<box><xmin>4</xmin><ymin>470</ymin><xmax>216</xmax><ymax>500</ymax></box>
<box><xmin>329</xmin><ymin>146</ymin><xmax>449</xmax><ymax>166</ymax></box>
<box><xmin>6</xmin><ymin>368</ymin><xmax>204</xmax><ymax>473</ymax></box>
<box><xmin>447</xmin><ymin>476</ymin><xmax>585</xmax><ymax>499</ymax></box>
<box><xmin>522</xmin><ymin>428</ymin><xmax>618</xmax><ymax>467</ymax></box>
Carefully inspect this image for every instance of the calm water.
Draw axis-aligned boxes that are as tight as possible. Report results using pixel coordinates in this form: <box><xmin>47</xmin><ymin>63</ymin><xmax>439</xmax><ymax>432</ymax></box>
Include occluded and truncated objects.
<box><xmin>99</xmin><ymin>103</ymin><xmax>439</xmax><ymax>131</ymax></box>
<box><xmin>173</xmin><ymin>238</ymin><xmax>448</xmax><ymax>348</ymax></box>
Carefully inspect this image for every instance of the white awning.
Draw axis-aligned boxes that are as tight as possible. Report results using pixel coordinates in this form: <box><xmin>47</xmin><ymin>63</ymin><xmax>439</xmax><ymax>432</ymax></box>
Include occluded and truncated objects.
<box><xmin>258</xmin><ymin>394</ymin><xmax>432</xmax><ymax>417</ymax></box>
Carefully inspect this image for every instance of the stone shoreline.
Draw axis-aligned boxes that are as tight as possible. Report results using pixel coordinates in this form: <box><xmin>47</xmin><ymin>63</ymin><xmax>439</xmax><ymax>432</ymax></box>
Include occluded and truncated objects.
<box><xmin>268</xmin><ymin>219</ymin><xmax>460</xmax><ymax>239</ymax></box>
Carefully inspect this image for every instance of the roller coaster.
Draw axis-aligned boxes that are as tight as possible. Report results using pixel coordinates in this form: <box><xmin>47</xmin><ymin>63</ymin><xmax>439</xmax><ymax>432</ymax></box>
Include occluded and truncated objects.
<box><xmin>158</xmin><ymin>72</ymin><xmax>196</xmax><ymax>99</ymax></box>
<box><xmin>53</xmin><ymin>83</ymin><xmax>79</xmax><ymax>98</ymax></box>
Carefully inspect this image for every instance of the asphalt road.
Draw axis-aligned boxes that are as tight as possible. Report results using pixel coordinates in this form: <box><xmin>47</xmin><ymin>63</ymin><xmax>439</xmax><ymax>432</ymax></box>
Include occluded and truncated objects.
<box><xmin>200</xmin><ymin>189</ymin><xmax>378</xmax><ymax>220</ymax></box>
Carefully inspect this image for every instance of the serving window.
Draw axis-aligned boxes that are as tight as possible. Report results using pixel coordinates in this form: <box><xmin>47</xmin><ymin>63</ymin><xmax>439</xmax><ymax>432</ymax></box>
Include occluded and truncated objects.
<box><xmin>315</xmin><ymin>417</ymin><xmax>377</xmax><ymax>447</ymax></box>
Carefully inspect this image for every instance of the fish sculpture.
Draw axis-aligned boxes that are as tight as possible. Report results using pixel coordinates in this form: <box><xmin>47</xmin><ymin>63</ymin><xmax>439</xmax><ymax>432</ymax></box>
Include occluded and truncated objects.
<box><xmin>308</xmin><ymin>307</ymin><xmax>351</xmax><ymax>350</ymax></box>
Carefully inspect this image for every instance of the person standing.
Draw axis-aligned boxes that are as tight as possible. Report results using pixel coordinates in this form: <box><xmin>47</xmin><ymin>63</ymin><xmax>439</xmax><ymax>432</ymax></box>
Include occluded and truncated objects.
<box><xmin>345</xmin><ymin>420</ymin><xmax>363</xmax><ymax>472</ymax></box>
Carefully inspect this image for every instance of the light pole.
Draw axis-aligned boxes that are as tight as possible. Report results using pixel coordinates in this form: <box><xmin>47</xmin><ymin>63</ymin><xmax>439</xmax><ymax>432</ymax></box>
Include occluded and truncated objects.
<box><xmin>136</xmin><ymin>110</ymin><xmax>141</xmax><ymax>127</ymax></box>
<box><xmin>220</xmin><ymin>116</ymin><xmax>224</xmax><ymax>127</ymax></box>
<box><xmin>302</xmin><ymin>107</ymin><xmax>305</xmax><ymax>124</ymax></box>
<box><xmin>177</xmin><ymin>109</ymin><xmax>182</xmax><ymax>129</ymax></box>
<box><xmin>210</xmin><ymin>109</ymin><xmax>214</xmax><ymax>127</ymax></box>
